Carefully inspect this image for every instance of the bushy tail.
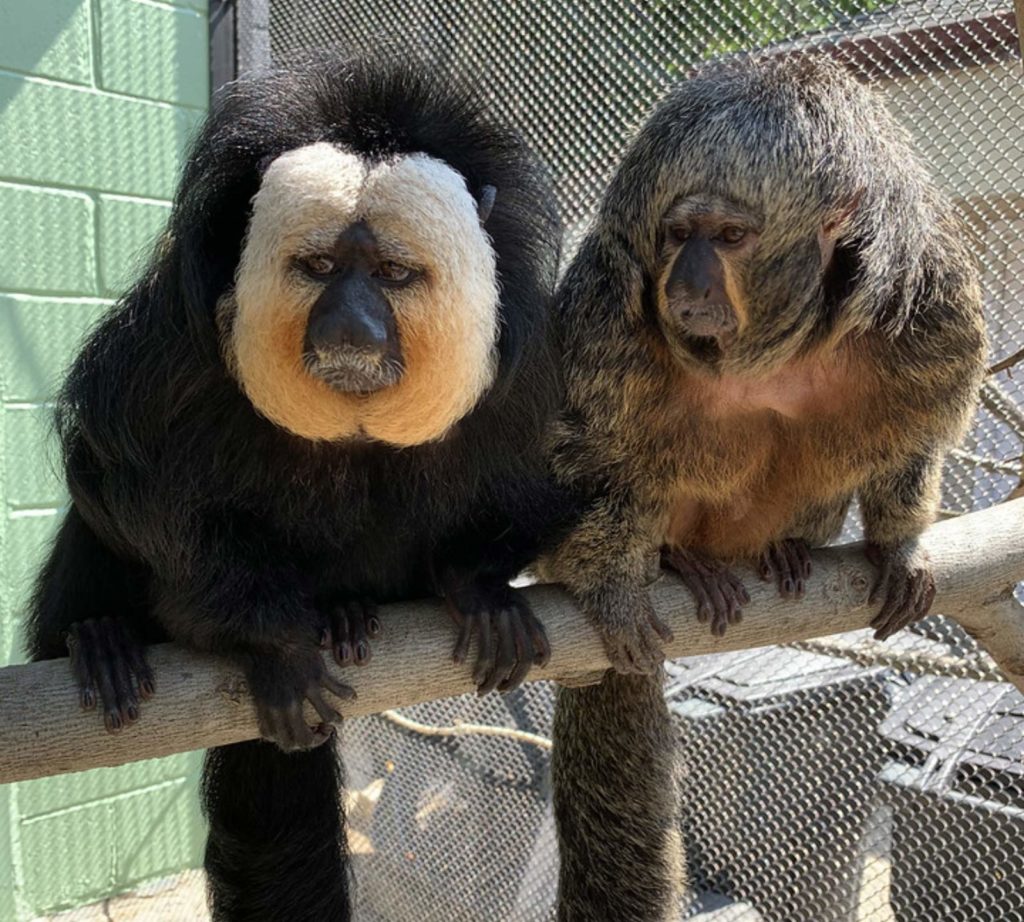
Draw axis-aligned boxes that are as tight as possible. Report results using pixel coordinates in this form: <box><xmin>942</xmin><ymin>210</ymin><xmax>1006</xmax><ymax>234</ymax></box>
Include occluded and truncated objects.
<box><xmin>552</xmin><ymin>669</ymin><xmax>686</xmax><ymax>922</ymax></box>
<box><xmin>203</xmin><ymin>739</ymin><xmax>351</xmax><ymax>922</ymax></box>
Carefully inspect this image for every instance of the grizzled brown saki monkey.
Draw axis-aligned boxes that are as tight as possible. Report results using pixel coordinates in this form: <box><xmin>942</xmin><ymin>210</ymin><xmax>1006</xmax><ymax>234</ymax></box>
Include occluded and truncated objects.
<box><xmin>544</xmin><ymin>57</ymin><xmax>986</xmax><ymax>920</ymax></box>
<box><xmin>26</xmin><ymin>55</ymin><xmax>570</xmax><ymax>921</ymax></box>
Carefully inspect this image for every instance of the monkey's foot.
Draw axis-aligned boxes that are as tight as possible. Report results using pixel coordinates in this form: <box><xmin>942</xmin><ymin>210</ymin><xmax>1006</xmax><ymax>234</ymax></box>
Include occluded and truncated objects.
<box><xmin>866</xmin><ymin>542</ymin><xmax>936</xmax><ymax>642</ymax></box>
<box><xmin>662</xmin><ymin>547</ymin><xmax>749</xmax><ymax>638</ymax></box>
<box><xmin>445</xmin><ymin>576</ymin><xmax>550</xmax><ymax>695</ymax></box>
<box><xmin>246</xmin><ymin>646</ymin><xmax>355</xmax><ymax>752</ymax></box>
<box><xmin>323</xmin><ymin>597</ymin><xmax>380</xmax><ymax>668</ymax></box>
<box><xmin>759</xmin><ymin>538</ymin><xmax>812</xmax><ymax>601</ymax></box>
<box><xmin>66</xmin><ymin>617</ymin><xmax>154</xmax><ymax>733</ymax></box>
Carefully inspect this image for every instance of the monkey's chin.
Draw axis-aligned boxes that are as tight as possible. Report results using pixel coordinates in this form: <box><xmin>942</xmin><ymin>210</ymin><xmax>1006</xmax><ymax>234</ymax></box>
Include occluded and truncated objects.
<box><xmin>303</xmin><ymin>352</ymin><xmax>405</xmax><ymax>395</ymax></box>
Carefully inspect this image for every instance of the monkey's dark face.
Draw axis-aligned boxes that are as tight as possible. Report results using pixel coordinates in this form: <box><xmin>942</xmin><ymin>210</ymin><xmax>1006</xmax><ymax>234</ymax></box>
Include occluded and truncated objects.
<box><xmin>299</xmin><ymin>221</ymin><xmax>411</xmax><ymax>395</ymax></box>
<box><xmin>655</xmin><ymin>195</ymin><xmax>761</xmax><ymax>368</ymax></box>
<box><xmin>222</xmin><ymin>143</ymin><xmax>500</xmax><ymax>445</ymax></box>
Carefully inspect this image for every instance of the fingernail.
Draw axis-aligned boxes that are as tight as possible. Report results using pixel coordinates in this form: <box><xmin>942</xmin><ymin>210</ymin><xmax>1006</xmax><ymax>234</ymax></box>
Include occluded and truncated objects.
<box><xmin>369</xmin><ymin>617</ymin><xmax>381</xmax><ymax>634</ymax></box>
<box><xmin>356</xmin><ymin>642</ymin><xmax>368</xmax><ymax>663</ymax></box>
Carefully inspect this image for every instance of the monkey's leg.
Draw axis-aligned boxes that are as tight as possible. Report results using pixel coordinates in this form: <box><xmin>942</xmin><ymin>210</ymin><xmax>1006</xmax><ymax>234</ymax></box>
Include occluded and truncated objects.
<box><xmin>859</xmin><ymin>452</ymin><xmax>941</xmax><ymax>641</ymax></box>
<box><xmin>203</xmin><ymin>740</ymin><xmax>351</xmax><ymax>922</ymax></box>
<box><xmin>662</xmin><ymin>546</ymin><xmax>749</xmax><ymax>637</ymax></box>
<box><xmin>553</xmin><ymin>668</ymin><xmax>685</xmax><ymax>922</ymax></box>
<box><xmin>67</xmin><ymin>617</ymin><xmax>154</xmax><ymax>733</ymax></box>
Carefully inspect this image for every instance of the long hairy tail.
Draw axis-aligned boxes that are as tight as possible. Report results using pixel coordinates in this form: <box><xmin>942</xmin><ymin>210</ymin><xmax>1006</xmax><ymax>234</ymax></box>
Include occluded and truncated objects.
<box><xmin>552</xmin><ymin>668</ymin><xmax>686</xmax><ymax>922</ymax></box>
<box><xmin>203</xmin><ymin>739</ymin><xmax>351</xmax><ymax>922</ymax></box>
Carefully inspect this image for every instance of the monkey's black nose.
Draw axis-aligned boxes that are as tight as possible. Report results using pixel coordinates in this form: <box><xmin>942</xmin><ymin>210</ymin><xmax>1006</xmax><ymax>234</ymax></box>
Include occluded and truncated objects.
<box><xmin>307</xmin><ymin>305</ymin><xmax>389</xmax><ymax>355</ymax></box>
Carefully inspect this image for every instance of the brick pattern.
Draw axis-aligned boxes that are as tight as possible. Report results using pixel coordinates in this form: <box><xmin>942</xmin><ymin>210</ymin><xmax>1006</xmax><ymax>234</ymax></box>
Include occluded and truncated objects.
<box><xmin>0</xmin><ymin>3</ymin><xmax>208</xmax><ymax>917</ymax></box>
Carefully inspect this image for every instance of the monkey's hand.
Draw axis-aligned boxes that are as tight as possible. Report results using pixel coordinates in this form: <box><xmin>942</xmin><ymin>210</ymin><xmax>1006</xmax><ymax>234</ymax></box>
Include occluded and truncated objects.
<box><xmin>444</xmin><ymin>572</ymin><xmax>550</xmax><ymax>695</ymax></box>
<box><xmin>758</xmin><ymin>539</ymin><xmax>813</xmax><ymax>601</ymax></box>
<box><xmin>66</xmin><ymin>617</ymin><xmax>155</xmax><ymax>733</ymax></box>
<box><xmin>321</xmin><ymin>596</ymin><xmax>381</xmax><ymax>669</ymax></box>
<box><xmin>587</xmin><ymin>583</ymin><xmax>674</xmax><ymax>674</ymax></box>
<box><xmin>662</xmin><ymin>546</ymin><xmax>749</xmax><ymax>638</ymax></box>
<box><xmin>244</xmin><ymin>644</ymin><xmax>355</xmax><ymax>752</ymax></box>
<box><xmin>866</xmin><ymin>541</ymin><xmax>936</xmax><ymax>642</ymax></box>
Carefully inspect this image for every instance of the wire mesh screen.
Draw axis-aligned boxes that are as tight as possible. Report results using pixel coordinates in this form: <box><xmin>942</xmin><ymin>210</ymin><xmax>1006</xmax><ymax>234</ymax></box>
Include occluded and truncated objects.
<box><xmin>28</xmin><ymin>4</ymin><xmax>1013</xmax><ymax>922</ymax></box>
<box><xmin>241</xmin><ymin>2</ymin><xmax>1024</xmax><ymax>921</ymax></box>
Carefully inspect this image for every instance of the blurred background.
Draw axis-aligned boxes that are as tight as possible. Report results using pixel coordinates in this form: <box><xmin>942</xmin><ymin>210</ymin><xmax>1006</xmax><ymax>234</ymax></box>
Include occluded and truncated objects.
<box><xmin>0</xmin><ymin>1</ymin><xmax>1021</xmax><ymax>919</ymax></box>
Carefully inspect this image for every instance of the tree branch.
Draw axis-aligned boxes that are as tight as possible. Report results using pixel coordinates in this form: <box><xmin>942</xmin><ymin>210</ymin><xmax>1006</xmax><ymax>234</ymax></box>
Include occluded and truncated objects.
<box><xmin>989</xmin><ymin>345</ymin><xmax>1024</xmax><ymax>377</ymax></box>
<box><xmin>1</xmin><ymin>499</ymin><xmax>1022</xmax><ymax>785</ymax></box>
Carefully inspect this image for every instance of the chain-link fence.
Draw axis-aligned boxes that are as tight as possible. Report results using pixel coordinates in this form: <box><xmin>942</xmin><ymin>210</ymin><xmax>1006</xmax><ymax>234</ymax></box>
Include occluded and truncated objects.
<box><xmin>243</xmin><ymin>3</ymin><xmax>1024</xmax><ymax>921</ymax></box>
<box><xmin>45</xmin><ymin>1</ymin><xmax>1024</xmax><ymax>920</ymax></box>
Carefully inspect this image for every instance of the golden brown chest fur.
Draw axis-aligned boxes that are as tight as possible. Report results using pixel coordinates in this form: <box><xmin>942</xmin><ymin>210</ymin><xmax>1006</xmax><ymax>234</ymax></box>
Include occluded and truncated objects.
<box><xmin>660</xmin><ymin>339</ymin><xmax>888</xmax><ymax>558</ymax></box>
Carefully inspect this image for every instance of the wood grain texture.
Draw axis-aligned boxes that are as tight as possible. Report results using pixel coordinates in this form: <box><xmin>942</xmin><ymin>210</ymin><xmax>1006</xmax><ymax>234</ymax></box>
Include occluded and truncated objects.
<box><xmin>1</xmin><ymin>499</ymin><xmax>1021</xmax><ymax>784</ymax></box>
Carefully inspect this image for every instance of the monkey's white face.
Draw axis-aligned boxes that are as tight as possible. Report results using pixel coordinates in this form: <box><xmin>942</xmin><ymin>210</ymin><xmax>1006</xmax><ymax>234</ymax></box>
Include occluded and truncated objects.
<box><xmin>225</xmin><ymin>142</ymin><xmax>500</xmax><ymax>446</ymax></box>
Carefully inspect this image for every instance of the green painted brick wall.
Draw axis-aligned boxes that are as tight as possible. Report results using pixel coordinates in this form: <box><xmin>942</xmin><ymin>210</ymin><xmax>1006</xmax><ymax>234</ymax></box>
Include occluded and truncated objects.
<box><xmin>0</xmin><ymin>2</ymin><xmax>209</xmax><ymax>918</ymax></box>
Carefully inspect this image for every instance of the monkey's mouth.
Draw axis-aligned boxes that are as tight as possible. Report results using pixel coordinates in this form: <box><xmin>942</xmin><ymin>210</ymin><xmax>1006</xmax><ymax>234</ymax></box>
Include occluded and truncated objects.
<box><xmin>302</xmin><ymin>347</ymin><xmax>405</xmax><ymax>394</ymax></box>
<box><xmin>680</xmin><ymin>333</ymin><xmax>724</xmax><ymax>364</ymax></box>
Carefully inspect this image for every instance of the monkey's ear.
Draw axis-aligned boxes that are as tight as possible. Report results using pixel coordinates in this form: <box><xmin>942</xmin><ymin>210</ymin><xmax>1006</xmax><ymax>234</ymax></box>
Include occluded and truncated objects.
<box><xmin>477</xmin><ymin>185</ymin><xmax>497</xmax><ymax>225</ymax></box>
<box><xmin>257</xmin><ymin>154</ymin><xmax>276</xmax><ymax>177</ymax></box>
<box><xmin>819</xmin><ymin>190</ymin><xmax>864</xmax><ymax>269</ymax></box>
<box><xmin>822</xmin><ymin>189</ymin><xmax>864</xmax><ymax>239</ymax></box>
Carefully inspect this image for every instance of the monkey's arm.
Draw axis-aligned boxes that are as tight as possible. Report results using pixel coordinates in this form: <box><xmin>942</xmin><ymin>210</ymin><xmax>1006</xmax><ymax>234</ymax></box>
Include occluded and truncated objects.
<box><xmin>544</xmin><ymin>490</ymin><xmax>673</xmax><ymax>675</ymax></box>
<box><xmin>858</xmin><ymin>450</ymin><xmax>943</xmax><ymax>641</ymax></box>
<box><xmin>146</xmin><ymin>511</ymin><xmax>354</xmax><ymax>750</ymax></box>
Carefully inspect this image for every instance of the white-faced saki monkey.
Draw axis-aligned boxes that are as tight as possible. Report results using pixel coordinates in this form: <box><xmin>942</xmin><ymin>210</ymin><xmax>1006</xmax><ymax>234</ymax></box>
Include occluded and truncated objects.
<box><xmin>27</xmin><ymin>54</ymin><xmax>573</xmax><ymax>921</ymax></box>
<box><xmin>542</xmin><ymin>56</ymin><xmax>986</xmax><ymax>921</ymax></box>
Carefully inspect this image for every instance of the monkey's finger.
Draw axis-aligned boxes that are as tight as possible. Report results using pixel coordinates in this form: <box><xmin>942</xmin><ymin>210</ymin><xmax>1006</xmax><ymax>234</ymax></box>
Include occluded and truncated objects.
<box><xmin>348</xmin><ymin>603</ymin><xmax>371</xmax><ymax>666</ymax></box>
<box><xmin>727</xmin><ymin>571</ymin><xmax>751</xmax><ymax>607</ymax></box>
<box><xmin>781</xmin><ymin>542</ymin><xmax>806</xmax><ymax>600</ymax></box>
<box><xmin>67</xmin><ymin>624</ymin><xmax>98</xmax><ymax>711</ymax></box>
<box><xmin>878</xmin><ymin>572</ymin><xmax>934</xmax><ymax>641</ymax></box>
<box><xmin>331</xmin><ymin>606</ymin><xmax>354</xmax><ymax>668</ymax></box>
<box><xmin>525</xmin><ymin>610</ymin><xmax>551</xmax><ymax>668</ymax></box>
<box><xmin>638</xmin><ymin>626</ymin><xmax>667</xmax><ymax>669</ymax></box>
<box><xmin>307</xmin><ymin>687</ymin><xmax>343</xmax><ymax>728</ymax></box>
<box><xmin>473</xmin><ymin>615</ymin><xmax>496</xmax><ymax>690</ymax></box>
<box><xmin>256</xmin><ymin>706</ymin><xmax>279</xmax><ymax>745</ymax></box>
<box><xmin>108</xmin><ymin>619</ymin><xmax>144</xmax><ymax>717</ymax></box>
<box><xmin>703</xmin><ymin>579</ymin><xmax>731</xmax><ymax>631</ymax></box>
<box><xmin>363</xmin><ymin>600</ymin><xmax>382</xmax><ymax>639</ymax></box>
<box><xmin>871</xmin><ymin>579</ymin><xmax>911</xmax><ymax>640</ymax></box>
<box><xmin>498</xmin><ymin>612</ymin><xmax>532</xmax><ymax>693</ymax></box>
<box><xmin>646</xmin><ymin>608</ymin><xmax>675</xmax><ymax>644</ymax></box>
<box><xmin>283</xmin><ymin>703</ymin><xmax>318</xmax><ymax>752</ymax></box>
<box><xmin>793</xmin><ymin>540</ymin><xmax>813</xmax><ymax>580</ymax></box>
<box><xmin>321</xmin><ymin>674</ymin><xmax>357</xmax><ymax>702</ymax></box>
<box><xmin>479</xmin><ymin>610</ymin><xmax>515</xmax><ymax>696</ymax></box>
<box><xmin>920</xmin><ymin>573</ymin><xmax>937</xmax><ymax>619</ymax></box>
<box><xmin>868</xmin><ymin>555</ymin><xmax>893</xmax><ymax>606</ymax></box>
<box><xmin>451</xmin><ymin>612</ymin><xmax>475</xmax><ymax>666</ymax></box>
<box><xmin>122</xmin><ymin>635</ymin><xmax>156</xmax><ymax>700</ymax></box>
<box><xmin>676</xmin><ymin>571</ymin><xmax>713</xmax><ymax>623</ymax></box>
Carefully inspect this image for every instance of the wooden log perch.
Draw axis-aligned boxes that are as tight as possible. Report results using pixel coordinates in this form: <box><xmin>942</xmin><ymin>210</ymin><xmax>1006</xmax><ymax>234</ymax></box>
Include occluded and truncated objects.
<box><xmin>0</xmin><ymin>499</ymin><xmax>1022</xmax><ymax>785</ymax></box>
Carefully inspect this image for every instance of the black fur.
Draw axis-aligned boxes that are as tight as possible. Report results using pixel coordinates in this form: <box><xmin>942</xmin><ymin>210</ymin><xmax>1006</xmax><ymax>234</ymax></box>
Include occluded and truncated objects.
<box><xmin>26</xmin><ymin>53</ymin><xmax>569</xmax><ymax>922</ymax></box>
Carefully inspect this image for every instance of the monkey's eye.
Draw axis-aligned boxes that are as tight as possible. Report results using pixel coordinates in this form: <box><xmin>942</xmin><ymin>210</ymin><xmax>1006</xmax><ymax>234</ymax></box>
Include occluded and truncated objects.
<box><xmin>374</xmin><ymin>261</ymin><xmax>415</xmax><ymax>284</ymax></box>
<box><xmin>671</xmin><ymin>226</ymin><xmax>690</xmax><ymax>244</ymax></box>
<box><xmin>719</xmin><ymin>226</ymin><xmax>747</xmax><ymax>245</ymax></box>
<box><xmin>301</xmin><ymin>254</ymin><xmax>337</xmax><ymax>276</ymax></box>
